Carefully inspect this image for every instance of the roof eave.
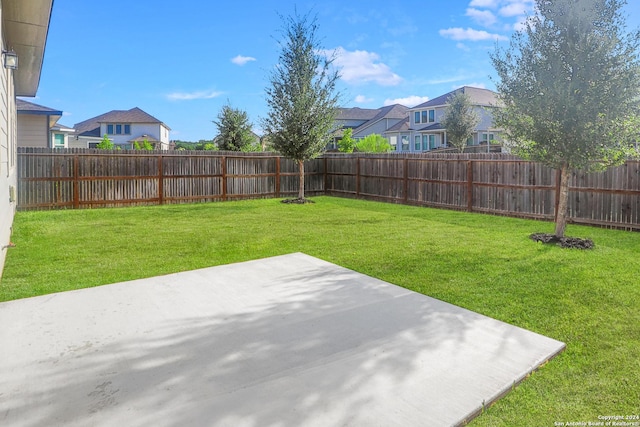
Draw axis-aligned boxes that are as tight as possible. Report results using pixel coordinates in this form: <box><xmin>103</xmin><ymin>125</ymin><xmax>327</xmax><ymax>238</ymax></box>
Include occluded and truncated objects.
<box><xmin>3</xmin><ymin>0</ymin><xmax>55</xmax><ymax>97</ymax></box>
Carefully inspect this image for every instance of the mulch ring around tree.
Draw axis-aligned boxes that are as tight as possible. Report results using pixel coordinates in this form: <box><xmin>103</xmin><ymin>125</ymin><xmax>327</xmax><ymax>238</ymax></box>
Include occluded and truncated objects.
<box><xmin>281</xmin><ymin>198</ymin><xmax>315</xmax><ymax>204</ymax></box>
<box><xmin>530</xmin><ymin>233</ymin><xmax>594</xmax><ymax>249</ymax></box>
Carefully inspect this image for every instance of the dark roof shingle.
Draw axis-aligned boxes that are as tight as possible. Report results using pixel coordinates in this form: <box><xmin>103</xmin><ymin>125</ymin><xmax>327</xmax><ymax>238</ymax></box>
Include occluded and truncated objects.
<box><xmin>412</xmin><ymin>86</ymin><xmax>498</xmax><ymax>109</ymax></box>
<box><xmin>74</xmin><ymin>107</ymin><xmax>170</xmax><ymax>136</ymax></box>
<box><xmin>17</xmin><ymin>98</ymin><xmax>62</xmax><ymax>115</ymax></box>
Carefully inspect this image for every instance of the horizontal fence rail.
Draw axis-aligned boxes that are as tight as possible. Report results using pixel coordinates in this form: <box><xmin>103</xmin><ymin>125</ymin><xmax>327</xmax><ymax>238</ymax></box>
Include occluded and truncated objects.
<box><xmin>17</xmin><ymin>148</ymin><xmax>640</xmax><ymax>230</ymax></box>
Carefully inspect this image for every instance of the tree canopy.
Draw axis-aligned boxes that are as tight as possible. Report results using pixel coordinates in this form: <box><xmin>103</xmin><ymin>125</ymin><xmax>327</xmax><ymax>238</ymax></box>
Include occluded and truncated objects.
<box><xmin>491</xmin><ymin>0</ymin><xmax>640</xmax><ymax>237</ymax></box>
<box><xmin>441</xmin><ymin>91</ymin><xmax>480</xmax><ymax>153</ymax></box>
<box><xmin>337</xmin><ymin>128</ymin><xmax>356</xmax><ymax>153</ymax></box>
<box><xmin>262</xmin><ymin>11</ymin><xmax>341</xmax><ymax>201</ymax></box>
<box><xmin>356</xmin><ymin>134</ymin><xmax>392</xmax><ymax>153</ymax></box>
<box><xmin>213</xmin><ymin>103</ymin><xmax>256</xmax><ymax>152</ymax></box>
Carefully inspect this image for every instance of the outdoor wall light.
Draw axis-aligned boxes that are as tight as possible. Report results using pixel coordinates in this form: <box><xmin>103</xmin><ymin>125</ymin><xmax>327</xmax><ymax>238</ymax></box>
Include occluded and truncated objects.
<box><xmin>3</xmin><ymin>50</ymin><xmax>18</xmax><ymax>70</ymax></box>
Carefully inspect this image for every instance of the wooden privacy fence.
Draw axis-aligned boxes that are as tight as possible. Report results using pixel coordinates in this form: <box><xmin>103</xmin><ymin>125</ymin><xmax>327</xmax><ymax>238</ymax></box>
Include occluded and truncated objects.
<box><xmin>17</xmin><ymin>148</ymin><xmax>324</xmax><ymax>209</ymax></box>
<box><xmin>324</xmin><ymin>153</ymin><xmax>640</xmax><ymax>230</ymax></box>
<box><xmin>17</xmin><ymin>148</ymin><xmax>640</xmax><ymax>230</ymax></box>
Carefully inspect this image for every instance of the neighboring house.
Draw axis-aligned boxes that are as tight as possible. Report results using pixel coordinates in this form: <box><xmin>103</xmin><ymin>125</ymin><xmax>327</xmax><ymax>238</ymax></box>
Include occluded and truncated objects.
<box><xmin>17</xmin><ymin>98</ymin><xmax>74</xmax><ymax>148</ymax></box>
<box><xmin>71</xmin><ymin>107</ymin><xmax>171</xmax><ymax>150</ymax></box>
<box><xmin>331</xmin><ymin>104</ymin><xmax>409</xmax><ymax>149</ymax></box>
<box><xmin>385</xmin><ymin>86</ymin><xmax>502</xmax><ymax>152</ymax></box>
<box><xmin>1</xmin><ymin>0</ymin><xmax>54</xmax><ymax>278</ymax></box>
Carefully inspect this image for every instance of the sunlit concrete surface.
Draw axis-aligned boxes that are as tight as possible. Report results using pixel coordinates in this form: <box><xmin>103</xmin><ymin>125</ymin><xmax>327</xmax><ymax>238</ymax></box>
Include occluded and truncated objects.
<box><xmin>0</xmin><ymin>253</ymin><xmax>565</xmax><ymax>426</ymax></box>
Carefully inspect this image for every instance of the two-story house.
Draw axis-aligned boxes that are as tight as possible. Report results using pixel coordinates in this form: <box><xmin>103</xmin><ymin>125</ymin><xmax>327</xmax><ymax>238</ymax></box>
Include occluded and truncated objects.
<box><xmin>385</xmin><ymin>86</ymin><xmax>502</xmax><ymax>152</ymax></box>
<box><xmin>331</xmin><ymin>104</ymin><xmax>409</xmax><ymax>149</ymax></box>
<box><xmin>71</xmin><ymin>107</ymin><xmax>171</xmax><ymax>150</ymax></box>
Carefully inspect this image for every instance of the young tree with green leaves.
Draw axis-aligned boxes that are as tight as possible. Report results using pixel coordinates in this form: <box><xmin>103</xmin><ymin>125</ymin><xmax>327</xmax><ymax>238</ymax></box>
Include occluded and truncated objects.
<box><xmin>213</xmin><ymin>102</ymin><xmax>255</xmax><ymax>152</ymax></box>
<box><xmin>337</xmin><ymin>128</ymin><xmax>356</xmax><ymax>153</ymax></box>
<box><xmin>441</xmin><ymin>91</ymin><xmax>480</xmax><ymax>153</ymax></box>
<box><xmin>96</xmin><ymin>134</ymin><xmax>114</xmax><ymax>150</ymax></box>
<box><xmin>134</xmin><ymin>139</ymin><xmax>154</xmax><ymax>150</ymax></box>
<box><xmin>355</xmin><ymin>134</ymin><xmax>392</xmax><ymax>153</ymax></box>
<box><xmin>262</xmin><ymin>11</ymin><xmax>341</xmax><ymax>202</ymax></box>
<box><xmin>491</xmin><ymin>0</ymin><xmax>640</xmax><ymax>238</ymax></box>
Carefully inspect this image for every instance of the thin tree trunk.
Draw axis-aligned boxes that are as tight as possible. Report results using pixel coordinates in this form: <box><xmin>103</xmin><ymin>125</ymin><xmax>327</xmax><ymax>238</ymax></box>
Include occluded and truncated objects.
<box><xmin>555</xmin><ymin>164</ymin><xmax>570</xmax><ymax>237</ymax></box>
<box><xmin>298</xmin><ymin>160</ymin><xmax>305</xmax><ymax>200</ymax></box>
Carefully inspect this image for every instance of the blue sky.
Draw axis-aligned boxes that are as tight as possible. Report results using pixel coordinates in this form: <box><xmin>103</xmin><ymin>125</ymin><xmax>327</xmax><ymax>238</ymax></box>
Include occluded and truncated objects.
<box><xmin>34</xmin><ymin>0</ymin><xmax>640</xmax><ymax>142</ymax></box>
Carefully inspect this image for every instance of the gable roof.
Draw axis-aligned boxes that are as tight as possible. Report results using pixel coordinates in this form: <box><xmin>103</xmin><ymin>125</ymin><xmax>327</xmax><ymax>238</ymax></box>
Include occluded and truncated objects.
<box><xmin>412</xmin><ymin>86</ymin><xmax>498</xmax><ymax>110</ymax></box>
<box><xmin>352</xmin><ymin>104</ymin><xmax>409</xmax><ymax>134</ymax></box>
<box><xmin>384</xmin><ymin>116</ymin><xmax>410</xmax><ymax>132</ymax></box>
<box><xmin>73</xmin><ymin>107</ymin><xmax>171</xmax><ymax>137</ymax></box>
<box><xmin>336</xmin><ymin>107</ymin><xmax>381</xmax><ymax>121</ymax></box>
<box><xmin>16</xmin><ymin>98</ymin><xmax>62</xmax><ymax>116</ymax></box>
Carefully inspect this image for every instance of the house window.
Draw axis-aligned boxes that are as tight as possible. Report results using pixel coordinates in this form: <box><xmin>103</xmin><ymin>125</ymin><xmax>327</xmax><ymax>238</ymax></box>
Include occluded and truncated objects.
<box><xmin>88</xmin><ymin>142</ymin><xmax>99</xmax><ymax>149</ymax></box>
<box><xmin>401</xmin><ymin>135</ymin><xmax>409</xmax><ymax>151</ymax></box>
<box><xmin>480</xmin><ymin>133</ymin><xmax>495</xmax><ymax>144</ymax></box>
<box><xmin>429</xmin><ymin>134</ymin><xmax>436</xmax><ymax>149</ymax></box>
<box><xmin>414</xmin><ymin>136</ymin><xmax>421</xmax><ymax>151</ymax></box>
<box><xmin>106</xmin><ymin>123</ymin><xmax>131</xmax><ymax>135</ymax></box>
<box><xmin>422</xmin><ymin>135</ymin><xmax>429</xmax><ymax>151</ymax></box>
<box><xmin>53</xmin><ymin>134</ymin><xmax>65</xmax><ymax>148</ymax></box>
<box><xmin>421</xmin><ymin>111</ymin><xmax>428</xmax><ymax>123</ymax></box>
<box><xmin>414</xmin><ymin>112</ymin><xmax>420</xmax><ymax>124</ymax></box>
<box><xmin>428</xmin><ymin>110</ymin><xmax>435</xmax><ymax>123</ymax></box>
<box><xmin>389</xmin><ymin>135</ymin><xmax>397</xmax><ymax>151</ymax></box>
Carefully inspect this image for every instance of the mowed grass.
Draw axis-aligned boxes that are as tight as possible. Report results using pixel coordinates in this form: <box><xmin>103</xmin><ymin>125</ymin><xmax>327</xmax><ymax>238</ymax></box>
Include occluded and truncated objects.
<box><xmin>2</xmin><ymin>196</ymin><xmax>639</xmax><ymax>425</ymax></box>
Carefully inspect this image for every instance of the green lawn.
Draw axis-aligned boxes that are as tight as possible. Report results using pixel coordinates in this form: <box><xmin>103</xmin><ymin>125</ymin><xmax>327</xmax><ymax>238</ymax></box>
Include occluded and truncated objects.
<box><xmin>2</xmin><ymin>196</ymin><xmax>639</xmax><ymax>425</ymax></box>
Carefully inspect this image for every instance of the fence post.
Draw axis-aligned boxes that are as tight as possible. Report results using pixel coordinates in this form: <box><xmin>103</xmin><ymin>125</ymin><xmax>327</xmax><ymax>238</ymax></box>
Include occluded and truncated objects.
<box><xmin>554</xmin><ymin>167</ymin><xmax>561</xmax><ymax>222</ymax></box>
<box><xmin>467</xmin><ymin>160</ymin><xmax>473</xmax><ymax>212</ymax></box>
<box><xmin>221</xmin><ymin>156</ymin><xmax>227</xmax><ymax>201</ymax></box>
<box><xmin>403</xmin><ymin>158</ymin><xmax>409</xmax><ymax>204</ymax></box>
<box><xmin>73</xmin><ymin>154</ymin><xmax>80</xmax><ymax>209</ymax></box>
<box><xmin>158</xmin><ymin>154</ymin><xmax>164</xmax><ymax>205</ymax></box>
<box><xmin>356</xmin><ymin>155</ymin><xmax>361</xmax><ymax>198</ymax></box>
<box><xmin>275</xmin><ymin>156</ymin><xmax>281</xmax><ymax>198</ymax></box>
<box><xmin>323</xmin><ymin>157</ymin><xmax>327</xmax><ymax>195</ymax></box>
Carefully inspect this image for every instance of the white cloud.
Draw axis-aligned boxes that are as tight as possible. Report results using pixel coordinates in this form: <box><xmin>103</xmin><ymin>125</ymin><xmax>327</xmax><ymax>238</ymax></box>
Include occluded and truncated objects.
<box><xmin>439</xmin><ymin>27</ymin><xmax>508</xmax><ymax>41</ymax></box>
<box><xmin>456</xmin><ymin>42</ymin><xmax>471</xmax><ymax>52</ymax></box>
<box><xmin>513</xmin><ymin>15</ymin><xmax>529</xmax><ymax>31</ymax></box>
<box><xmin>354</xmin><ymin>95</ymin><xmax>373</xmax><ymax>103</ymax></box>
<box><xmin>499</xmin><ymin>2</ymin><xmax>529</xmax><ymax>17</ymax></box>
<box><xmin>383</xmin><ymin>96</ymin><xmax>429</xmax><ymax>107</ymax></box>
<box><xmin>427</xmin><ymin>75</ymin><xmax>471</xmax><ymax>85</ymax></box>
<box><xmin>466</xmin><ymin>8</ymin><xmax>498</xmax><ymax>27</ymax></box>
<box><xmin>231</xmin><ymin>55</ymin><xmax>256</xmax><ymax>66</ymax></box>
<box><xmin>469</xmin><ymin>0</ymin><xmax>499</xmax><ymax>7</ymax></box>
<box><xmin>167</xmin><ymin>90</ymin><xmax>223</xmax><ymax>101</ymax></box>
<box><xmin>62</xmin><ymin>111</ymin><xmax>72</xmax><ymax>116</ymax></box>
<box><xmin>325</xmin><ymin>47</ymin><xmax>402</xmax><ymax>86</ymax></box>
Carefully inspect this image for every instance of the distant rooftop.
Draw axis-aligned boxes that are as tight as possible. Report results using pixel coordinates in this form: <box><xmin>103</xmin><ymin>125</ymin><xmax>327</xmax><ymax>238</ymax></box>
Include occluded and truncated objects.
<box><xmin>412</xmin><ymin>87</ymin><xmax>499</xmax><ymax>109</ymax></box>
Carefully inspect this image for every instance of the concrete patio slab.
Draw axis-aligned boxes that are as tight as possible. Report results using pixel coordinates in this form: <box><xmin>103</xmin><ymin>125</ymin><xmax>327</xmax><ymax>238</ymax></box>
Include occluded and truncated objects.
<box><xmin>0</xmin><ymin>253</ymin><xmax>564</xmax><ymax>426</ymax></box>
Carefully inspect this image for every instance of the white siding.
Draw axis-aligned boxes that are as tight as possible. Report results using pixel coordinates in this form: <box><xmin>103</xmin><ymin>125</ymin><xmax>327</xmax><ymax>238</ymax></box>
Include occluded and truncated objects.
<box><xmin>17</xmin><ymin>114</ymin><xmax>48</xmax><ymax>147</ymax></box>
<box><xmin>101</xmin><ymin>123</ymin><xmax>167</xmax><ymax>148</ymax></box>
<box><xmin>353</xmin><ymin>118</ymin><xmax>403</xmax><ymax>139</ymax></box>
<box><xmin>1</xmin><ymin>2</ymin><xmax>18</xmax><ymax>278</ymax></box>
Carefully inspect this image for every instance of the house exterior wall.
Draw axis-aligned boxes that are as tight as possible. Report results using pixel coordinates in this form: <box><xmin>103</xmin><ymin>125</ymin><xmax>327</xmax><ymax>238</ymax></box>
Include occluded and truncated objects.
<box><xmin>68</xmin><ymin>135</ymin><xmax>96</xmax><ymax>148</ymax></box>
<box><xmin>17</xmin><ymin>114</ymin><xmax>48</xmax><ymax>147</ymax></box>
<box><xmin>353</xmin><ymin>119</ymin><xmax>403</xmax><ymax>139</ymax></box>
<box><xmin>0</xmin><ymin>5</ymin><xmax>18</xmax><ymax>278</ymax></box>
<box><xmin>50</xmin><ymin>131</ymin><xmax>69</xmax><ymax>148</ymax></box>
<box><xmin>100</xmin><ymin>123</ymin><xmax>169</xmax><ymax>149</ymax></box>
